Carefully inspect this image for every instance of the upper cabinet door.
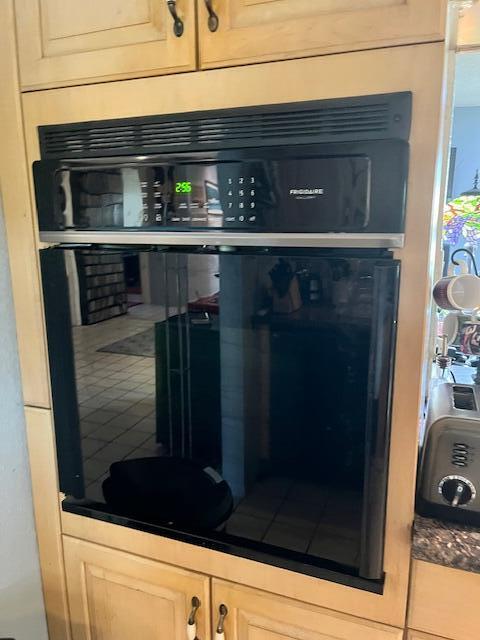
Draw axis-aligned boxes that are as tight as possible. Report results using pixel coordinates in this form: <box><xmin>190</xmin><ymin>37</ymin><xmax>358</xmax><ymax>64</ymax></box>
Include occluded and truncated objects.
<box><xmin>198</xmin><ymin>0</ymin><xmax>447</xmax><ymax>69</ymax></box>
<box><xmin>15</xmin><ymin>0</ymin><xmax>196</xmax><ymax>90</ymax></box>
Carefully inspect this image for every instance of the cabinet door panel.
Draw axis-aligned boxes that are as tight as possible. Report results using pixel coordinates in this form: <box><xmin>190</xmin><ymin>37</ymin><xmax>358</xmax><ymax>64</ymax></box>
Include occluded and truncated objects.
<box><xmin>212</xmin><ymin>579</ymin><xmax>403</xmax><ymax>640</ymax></box>
<box><xmin>198</xmin><ymin>0</ymin><xmax>447</xmax><ymax>69</ymax></box>
<box><xmin>63</xmin><ymin>536</ymin><xmax>210</xmax><ymax>640</ymax></box>
<box><xmin>15</xmin><ymin>0</ymin><xmax>196</xmax><ymax>90</ymax></box>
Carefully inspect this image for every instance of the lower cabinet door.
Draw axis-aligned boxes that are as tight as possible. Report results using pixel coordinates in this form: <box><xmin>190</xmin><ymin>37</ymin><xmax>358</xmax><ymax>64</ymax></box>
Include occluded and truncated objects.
<box><xmin>63</xmin><ymin>536</ymin><xmax>210</xmax><ymax>640</ymax></box>
<box><xmin>212</xmin><ymin>579</ymin><xmax>403</xmax><ymax>640</ymax></box>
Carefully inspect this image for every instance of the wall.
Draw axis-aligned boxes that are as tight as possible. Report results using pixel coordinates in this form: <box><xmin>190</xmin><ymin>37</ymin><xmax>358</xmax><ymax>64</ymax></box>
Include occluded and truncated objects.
<box><xmin>451</xmin><ymin>106</ymin><xmax>480</xmax><ymax>198</ymax></box>
<box><xmin>0</xmin><ymin>196</ymin><xmax>48</xmax><ymax>639</ymax></box>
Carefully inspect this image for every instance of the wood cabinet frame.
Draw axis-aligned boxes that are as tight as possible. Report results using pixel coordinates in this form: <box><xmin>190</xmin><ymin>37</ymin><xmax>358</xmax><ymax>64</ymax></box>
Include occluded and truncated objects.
<box><xmin>15</xmin><ymin>41</ymin><xmax>450</xmax><ymax>631</ymax></box>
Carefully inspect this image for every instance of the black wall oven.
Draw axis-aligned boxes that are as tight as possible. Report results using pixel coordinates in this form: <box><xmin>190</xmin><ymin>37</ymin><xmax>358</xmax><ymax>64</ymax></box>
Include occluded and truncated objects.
<box><xmin>35</xmin><ymin>93</ymin><xmax>409</xmax><ymax>592</ymax></box>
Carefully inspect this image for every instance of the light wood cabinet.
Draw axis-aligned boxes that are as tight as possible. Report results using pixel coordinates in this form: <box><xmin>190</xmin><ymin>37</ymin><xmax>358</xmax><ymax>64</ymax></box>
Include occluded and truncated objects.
<box><xmin>212</xmin><ymin>579</ymin><xmax>403</xmax><ymax>640</ymax></box>
<box><xmin>14</xmin><ymin>0</ymin><xmax>196</xmax><ymax>90</ymax></box>
<box><xmin>63</xmin><ymin>536</ymin><xmax>211</xmax><ymax>640</ymax></box>
<box><xmin>408</xmin><ymin>560</ymin><xmax>480</xmax><ymax>640</ymax></box>
<box><xmin>407</xmin><ymin>632</ymin><xmax>451</xmax><ymax>640</ymax></box>
<box><xmin>198</xmin><ymin>0</ymin><xmax>448</xmax><ymax>69</ymax></box>
<box><xmin>15</xmin><ymin>0</ymin><xmax>450</xmax><ymax>90</ymax></box>
<box><xmin>63</xmin><ymin>539</ymin><xmax>405</xmax><ymax>640</ymax></box>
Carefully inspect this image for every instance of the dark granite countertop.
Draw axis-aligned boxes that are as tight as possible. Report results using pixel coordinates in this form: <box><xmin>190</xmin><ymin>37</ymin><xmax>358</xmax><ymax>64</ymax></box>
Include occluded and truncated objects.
<box><xmin>413</xmin><ymin>515</ymin><xmax>480</xmax><ymax>574</ymax></box>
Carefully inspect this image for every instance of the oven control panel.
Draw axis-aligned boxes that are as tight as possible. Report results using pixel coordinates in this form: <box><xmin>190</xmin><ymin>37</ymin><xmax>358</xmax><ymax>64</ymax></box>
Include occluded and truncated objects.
<box><xmin>136</xmin><ymin>163</ymin><xmax>263</xmax><ymax>229</ymax></box>
<box><xmin>35</xmin><ymin>142</ymin><xmax>408</xmax><ymax>235</ymax></box>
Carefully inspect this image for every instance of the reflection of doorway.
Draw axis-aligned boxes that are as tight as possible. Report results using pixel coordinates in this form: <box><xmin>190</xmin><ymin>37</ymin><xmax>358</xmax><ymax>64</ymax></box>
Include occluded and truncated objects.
<box><xmin>124</xmin><ymin>253</ymin><xmax>143</xmax><ymax>307</ymax></box>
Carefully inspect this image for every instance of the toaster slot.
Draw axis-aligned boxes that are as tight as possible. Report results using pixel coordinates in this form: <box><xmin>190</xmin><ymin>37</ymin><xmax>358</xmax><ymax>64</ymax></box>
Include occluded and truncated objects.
<box><xmin>452</xmin><ymin>386</ymin><xmax>477</xmax><ymax>411</ymax></box>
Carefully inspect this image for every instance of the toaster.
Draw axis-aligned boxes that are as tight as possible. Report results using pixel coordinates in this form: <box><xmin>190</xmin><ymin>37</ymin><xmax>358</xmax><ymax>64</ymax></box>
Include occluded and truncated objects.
<box><xmin>418</xmin><ymin>382</ymin><xmax>480</xmax><ymax>525</ymax></box>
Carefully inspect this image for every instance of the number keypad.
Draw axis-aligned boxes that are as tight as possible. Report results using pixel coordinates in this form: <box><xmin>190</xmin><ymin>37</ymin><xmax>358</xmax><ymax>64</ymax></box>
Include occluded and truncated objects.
<box><xmin>224</xmin><ymin>173</ymin><xmax>258</xmax><ymax>225</ymax></box>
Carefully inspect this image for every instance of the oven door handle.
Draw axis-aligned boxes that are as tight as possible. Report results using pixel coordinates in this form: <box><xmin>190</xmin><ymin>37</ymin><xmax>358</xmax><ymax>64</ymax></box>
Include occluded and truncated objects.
<box><xmin>358</xmin><ymin>261</ymin><xmax>400</xmax><ymax>580</ymax></box>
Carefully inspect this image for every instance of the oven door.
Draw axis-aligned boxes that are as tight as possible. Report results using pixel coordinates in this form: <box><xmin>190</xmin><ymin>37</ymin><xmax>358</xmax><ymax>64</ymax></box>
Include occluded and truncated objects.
<box><xmin>40</xmin><ymin>246</ymin><xmax>399</xmax><ymax>589</ymax></box>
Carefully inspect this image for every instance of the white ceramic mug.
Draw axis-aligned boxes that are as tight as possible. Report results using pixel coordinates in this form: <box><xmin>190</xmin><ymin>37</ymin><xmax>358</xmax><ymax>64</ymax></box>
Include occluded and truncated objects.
<box><xmin>441</xmin><ymin>311</ymin><xmax>476</xmax><ymax>345</ymax></box>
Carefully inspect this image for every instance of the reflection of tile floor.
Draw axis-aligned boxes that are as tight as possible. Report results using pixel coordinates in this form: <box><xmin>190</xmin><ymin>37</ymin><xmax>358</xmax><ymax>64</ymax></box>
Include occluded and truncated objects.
<box><xmin>226</xmin><ymin>479</ymin><xmax>361</xmax><ymax>566</ymax></box>
<box><xmin>74</xmin><ymin>306</ymin><xmax>161</xmax><ymax>503</ymax></box>
<box><xmin>75</xmin><ymin>304</ymin><xmax>360</xmax><ymax>568</ymax></box>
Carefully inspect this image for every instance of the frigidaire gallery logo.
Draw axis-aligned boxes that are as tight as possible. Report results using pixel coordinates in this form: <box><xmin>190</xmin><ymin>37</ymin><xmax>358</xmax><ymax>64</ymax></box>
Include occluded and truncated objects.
<box><xmin>289</xmin><ymin>188</ymin><xmax>324</xmax><ymax>198</ymax></box>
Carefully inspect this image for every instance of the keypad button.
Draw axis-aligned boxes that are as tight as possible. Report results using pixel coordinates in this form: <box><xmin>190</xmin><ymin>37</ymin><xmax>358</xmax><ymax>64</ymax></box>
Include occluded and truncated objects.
<box><xmin>228</xmin><ymin>202</ymin><xmax>233</xmax><ymax>209</ymax></box>
<box><xmin>239</xmin><ymin>202</ymin><xmax>244</xmax><ymax>209</ymax></box>
<box><xmin>250</xmin><ymin>177</ymin><xmax>255</xmax><ymax>184</ymax></box>
<box><xmin>239</xmin><ymin>177</ymin><xmax>244</xmax><ymax>184</ymax></box>
<box><xmin>239</xmin><ymin>215</ymin><xmax>245</xmax><ymax>222</ymax></box>
<box><xmin>228</xmin><ymin>178</ymin><xmax>233</xmax><ymax>185</ymax></box>
<box><xmin>250</xmin><ymin>189</ymin><xmax>255</xmax><ymax>197</ymax></box>
<box><xmin>239</xmin><ymin>189</ymin><xmax>244</xmax><ymax>197</ymax></box>
<box><xmin>155</xmin><ymin>214</ymin><xmax>162</xmax><ymax>222</ymax></box>
<box><xmin>248</xmin><ymin>215</ymin><xmax>256</xmax><ymax>223</ymax></box>
<box><xmin>228</xmin><ymin>190</ymin><xmax>233</xmax><ymax>197</ymax></box>
<box><xmin>250</xmin><ymin>202</ymin><xmax>256</xmax><ymax>209</ymax></box>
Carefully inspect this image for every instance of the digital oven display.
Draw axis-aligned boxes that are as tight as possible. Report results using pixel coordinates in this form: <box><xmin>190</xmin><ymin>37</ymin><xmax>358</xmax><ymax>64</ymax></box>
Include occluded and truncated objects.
<box><xmin>175</xmin><ymin>181</ymin><xmax>192</xmax><ymax>194</ymax></box>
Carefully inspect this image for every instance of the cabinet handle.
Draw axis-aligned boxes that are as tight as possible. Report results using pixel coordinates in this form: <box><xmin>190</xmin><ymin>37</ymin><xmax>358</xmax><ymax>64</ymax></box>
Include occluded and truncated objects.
<box><xmin>204</xmin><ymin>0</ymin><xmax>219</xmax><ymax>32</ymax></box>
<box><xmin>187</xmin><ymin>596</ymin><xmax>200</xmax><ymax>640</ymax></box>
<box><xmin>215</xmin><ymin>604</ymin><xmax>228</xmax><ymax>640</ymax></box>
<box><xmin>167</xmin><ymin>0</ymin><xmax>184</xmax><ymax>37</ymax></box>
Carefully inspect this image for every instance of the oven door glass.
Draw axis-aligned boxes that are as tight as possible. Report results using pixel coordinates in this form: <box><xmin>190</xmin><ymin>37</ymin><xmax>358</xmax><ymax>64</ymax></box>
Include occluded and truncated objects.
<box><xmin>41</xmin><ymin>247</ymin><xmax>399</xmax><ymax>587</ymax></box>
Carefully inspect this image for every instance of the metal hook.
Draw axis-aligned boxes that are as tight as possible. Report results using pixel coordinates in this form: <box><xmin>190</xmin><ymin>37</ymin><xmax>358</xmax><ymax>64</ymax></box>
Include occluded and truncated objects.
<box><xmin>451</xmin><ymin>248</ymin><xmax>479</xmax><ymax>276</ymax></box>
<box><xmin>204</xmin><ymin>0</ymin><xmax>219</xmax><ymax>32</ymax></box>
<box><xmin>167</xmin><ymin>0</ymin><xmax>184</xmax><ymax>37</ymax></box>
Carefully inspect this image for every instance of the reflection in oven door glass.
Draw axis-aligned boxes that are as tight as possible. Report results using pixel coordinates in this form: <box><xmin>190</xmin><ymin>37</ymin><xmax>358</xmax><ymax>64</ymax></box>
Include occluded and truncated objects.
<box><xmin>63</xmin><ymin>249</ymin><xmax>396</xmax><ymax>575</ymax></box>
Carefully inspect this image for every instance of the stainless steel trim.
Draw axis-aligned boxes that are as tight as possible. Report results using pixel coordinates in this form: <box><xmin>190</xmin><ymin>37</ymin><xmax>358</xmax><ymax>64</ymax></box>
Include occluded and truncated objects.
<box><xmin>39</xmin><ymin>231</ymin><xmax>405</xmax><ymax>249</ymax></box>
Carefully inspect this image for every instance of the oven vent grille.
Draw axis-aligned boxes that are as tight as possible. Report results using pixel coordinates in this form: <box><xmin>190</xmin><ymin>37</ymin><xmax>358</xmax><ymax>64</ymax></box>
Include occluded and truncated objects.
<box><xmin>39</xmin><ymin>93</ymin><xmax>411</xmax><ymax>159</ymax></box>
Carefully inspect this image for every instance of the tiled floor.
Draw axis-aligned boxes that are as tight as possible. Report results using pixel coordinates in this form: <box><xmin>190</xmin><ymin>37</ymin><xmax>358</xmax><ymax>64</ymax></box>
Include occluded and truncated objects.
<box><xmin>75</xmin><ymin>303</ymin><xmax>361</xmax><ymax>568</ymax></box>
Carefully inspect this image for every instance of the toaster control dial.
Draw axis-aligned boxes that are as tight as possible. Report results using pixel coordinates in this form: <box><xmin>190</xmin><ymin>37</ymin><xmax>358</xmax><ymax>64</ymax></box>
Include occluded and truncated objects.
<box><xmin>438</xmin><ymin>475</ymin><xmax>476</xmax><ymax>507</ymax></box>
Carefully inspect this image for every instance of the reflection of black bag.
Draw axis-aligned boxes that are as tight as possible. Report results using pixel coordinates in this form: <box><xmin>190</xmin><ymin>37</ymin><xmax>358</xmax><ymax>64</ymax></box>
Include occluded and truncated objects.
<box><xmin>102</xmin><ymin>457</ymin><xmax>233</xmax><ymax>530</ymax></box>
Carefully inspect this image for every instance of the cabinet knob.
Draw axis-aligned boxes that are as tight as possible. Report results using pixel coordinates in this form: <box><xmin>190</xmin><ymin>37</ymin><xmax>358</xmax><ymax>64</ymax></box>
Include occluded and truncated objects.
<box><xmin>167</xmin><ymin>0</ymin><xmax>184</xmax><ymax>37</ymax></box>
<box><xmin>187</xmin><ymin>596</ymin><xmax>200</xmax><ymax>640</ymax></box>
<box><xmin>215</xmin><ymin>604</ymin><xmax>228</xmax><ymax>640</ymax></box>
<box><xmin>204</xmin><ymin>0</ymin><xmax>219</xmax><ymax>32</ymax></box>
